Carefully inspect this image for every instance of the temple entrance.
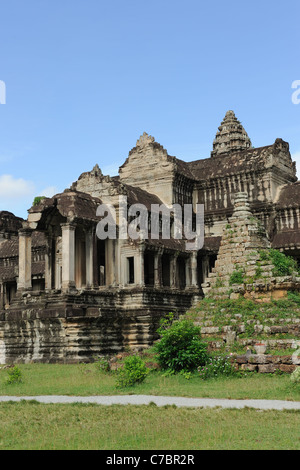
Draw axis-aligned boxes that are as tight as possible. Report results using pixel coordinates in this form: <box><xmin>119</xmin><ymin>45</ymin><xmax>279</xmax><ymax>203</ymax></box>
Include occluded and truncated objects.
<box><xmin>144</xmin><ymin>252</ymin><xmax>155</xmax><ymax>286</ymax></box>
<box><xmin>97</xmin><ymin>239</ymin><xmax>106</xmax><ymax>286</ymax></box>
<box><xmin>162</xmin><ymin>254</ymin><xmax>171</xmax><ymax>287</ymax></box>
<box><xmin>75</xmin><ymin>229</ymin><xmax>86</xmax><ymax>288</ymax></box>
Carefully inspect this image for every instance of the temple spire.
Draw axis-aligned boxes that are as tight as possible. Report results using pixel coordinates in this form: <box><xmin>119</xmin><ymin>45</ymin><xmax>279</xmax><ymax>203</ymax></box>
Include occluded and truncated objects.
<box><xmin>211</xmin><ymin>110</ymin><xmax>252</xmax><ymax>157</ymax></box>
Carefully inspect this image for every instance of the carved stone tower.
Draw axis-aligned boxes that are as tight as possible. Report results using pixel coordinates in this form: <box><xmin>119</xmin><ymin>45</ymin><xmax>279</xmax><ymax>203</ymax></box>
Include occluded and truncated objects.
<box><xmin>211</xmin><ymin>110</ymin><xmax>252</xmax><ymax>157</ymax></box>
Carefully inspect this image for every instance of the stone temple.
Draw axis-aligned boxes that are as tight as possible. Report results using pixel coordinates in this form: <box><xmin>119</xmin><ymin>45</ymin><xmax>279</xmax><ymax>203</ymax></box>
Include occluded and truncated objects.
<box><xmin>0</xmin><ymin>110</ymin><xmax>299</xmax><ymax>363</ymax></box>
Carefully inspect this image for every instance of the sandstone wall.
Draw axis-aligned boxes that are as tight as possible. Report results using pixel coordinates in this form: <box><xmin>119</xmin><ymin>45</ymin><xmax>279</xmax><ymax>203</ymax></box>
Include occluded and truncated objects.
<box><xmin>0</xmin><ymin>288</ymin><xmax>196</xmax><ymax>364</ymax></box>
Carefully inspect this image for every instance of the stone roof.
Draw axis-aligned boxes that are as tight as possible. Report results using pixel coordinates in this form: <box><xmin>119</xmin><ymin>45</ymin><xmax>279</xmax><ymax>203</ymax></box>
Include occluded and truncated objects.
<box><xmin>123</xmin><ymin>183</ymin><xmax>164</xmax><ymax>210</ymax></box>
<box><xmin>0</xmin><ymin>231</ymin><xmax>46</xmax><ymax>281</ymax></box>
<box><xmin>28</xmin><ymin>190</ymin><xmax>102</xmax><ymax>228</ymax></box>
<box><xmin>272</xmin><ymin>231</ymin><xmax>300</xmax><ymax>250</ymax></box>
<box><xmin>186</xmin><ymin>139</ymin><xmax>292</xmax><ymax>182</ymax></box>
<box><xmin>0</xmin><ymin>231</ymin><xmax>46</xmax><ymax>258</ymax></box>
<box><xmin>276</xmin><ymin>181</ymin><xmax>300</xmax><ymax>209</ymax></box>
<box><xmin>202</xmin><ymin>236</ymin><xmax>222</xmax><ymax>252</ymax></box>
<box><xmin>0</xmin><ymin>211</ymin><xmax>23</xmax><ymax>234</ymax></box>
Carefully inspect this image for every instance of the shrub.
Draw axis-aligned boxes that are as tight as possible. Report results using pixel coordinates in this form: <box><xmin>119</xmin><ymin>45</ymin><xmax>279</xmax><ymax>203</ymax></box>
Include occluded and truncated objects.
<box><xmin>290</xmin><ymin>367</ymin><xmax>300</xmax><ymax>385</ymax></box>
<box><xmin>116</xmin><ymin>355</ymin><xmax>149</xmax><ymax>388</ymax></box>
<box><xmin>94</xmin><ymin>355</ymin><xmax>111</xmax><ymax>372</ymax></box>
<box><xmin>287</xmin><ymin>291</ymin><xmax>300</xmax><ymax>306</ymax></box>
<box><xmin>5</xmin><ymin>366</ymin><xmax>23</xmax><ymax>385</ymax></box>
<box><xmin>32</xmin><ymin>196</ymin><xmax>46</xmax><ymax>207</ymax></box>
<box><xmin>269</xmin><ymin>249</ymin><xmax>299</xmax><ymax>277</ymax></box>
<box><xmin>229</xmin><ymin>269</ymin><xmax>244</xmax><ymax>285</ymax></box>
<box><xmin>154</xmin><ymin>319</ymin><xmax>208</xmax><ymax>373</ymax></box>
<box><xmin>198</xmin><ymin>355</ymin><xmax>236</xmax><ymax>380</ymax></box>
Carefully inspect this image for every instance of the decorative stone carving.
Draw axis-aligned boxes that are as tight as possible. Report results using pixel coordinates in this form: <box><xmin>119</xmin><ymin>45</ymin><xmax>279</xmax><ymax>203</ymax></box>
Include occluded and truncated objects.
<box><xmin>211</xmin><ymin>110</ymin><xmax>252</xmax><ymax>157</ymax></box>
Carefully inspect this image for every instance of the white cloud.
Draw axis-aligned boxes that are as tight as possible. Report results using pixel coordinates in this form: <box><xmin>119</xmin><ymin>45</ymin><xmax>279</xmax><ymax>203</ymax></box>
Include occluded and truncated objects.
<box><xmin>0</xmin><ymin>174</ymin><xmax>35</xmax><ymax>199</ymax></box>
<box><xmin>292</xmin><ymin>152</ymin><xmax>300</xmax><ymax>178</ymax></box>
<box><xmin>38</xmin><ymin>186</ymin><xmax>59</xmax><ymax>198</ymax></box>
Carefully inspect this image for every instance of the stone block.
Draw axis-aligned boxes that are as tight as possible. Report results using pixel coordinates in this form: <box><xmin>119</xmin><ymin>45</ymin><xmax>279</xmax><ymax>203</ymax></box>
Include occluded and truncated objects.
<box><xmin>258</xmin><ymin>364</ymin><xmax>276</xmax><ymax>373</ymax></box>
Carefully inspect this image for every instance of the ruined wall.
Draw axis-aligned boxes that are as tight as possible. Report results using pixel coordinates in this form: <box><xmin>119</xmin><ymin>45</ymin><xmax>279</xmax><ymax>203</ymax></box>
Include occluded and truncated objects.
<box><xmin>0</xmin><ymin>288</ymin><xmax>196</xmax><ymax>364</ymax></box>
<box><xmin>202</xmin><ymin>192</ymin><xmax>300</xmax><ymax>300</ymax></box>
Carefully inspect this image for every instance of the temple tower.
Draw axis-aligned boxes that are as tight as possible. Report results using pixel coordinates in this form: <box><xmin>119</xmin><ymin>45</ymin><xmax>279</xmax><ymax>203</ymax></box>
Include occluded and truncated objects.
<box><xmin>211</xmin><ymin>110</ymin><xmax>252</xmax><ymax>157</ymax></box>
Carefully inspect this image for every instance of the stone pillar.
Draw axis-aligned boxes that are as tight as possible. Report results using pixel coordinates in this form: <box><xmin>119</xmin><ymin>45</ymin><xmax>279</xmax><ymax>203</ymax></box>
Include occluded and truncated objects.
<box><xmin>154</xmin><ymin>250</ymin><xmax>162</xmax><ymax>288</ymax></box>
<box><xmin>18</xmin><ymin>228</ymin><xmax>32</xmax><ymax>291</ymax></box>
<box><xmin>170</xmin><ymin>252</ymin><xmax>178</xmax><ymax>288</ymax></box>
<box><xmin>106</xmin><ymin>239</ymin><xmax>117</xmax><ymax>287</ymax></box>
<box><xmin>135</xmin><ymin>244</ymin><xmax>145</xmax><ymax>286</ymax></box>
<box><xmin>0</xmin><ymin>282</ymin><xmax>4</xmax><ymax>309</ymax></box>
<box><xmin>85</xmin><ymin>228</ymin><xmax>94</xmax><ymax>289</ymax></box>
<box><xmin>44</xmin><ymin>234</ymin><xmax>53</xmax><ymax>291</ymax></box>
<box><xmin>61</xmin><ymin>223</ymin><xmax>76</xmax><ymax>292</ymax></box>
<box><xmin>191</xmin><ymin>252</ymin><xmax>198</xmax><ymax>287</ymax></box>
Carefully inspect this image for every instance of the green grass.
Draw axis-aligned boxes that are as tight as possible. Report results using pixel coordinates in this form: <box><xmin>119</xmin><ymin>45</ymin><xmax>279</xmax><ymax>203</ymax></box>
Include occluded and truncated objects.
<box><xmin>0</xmin><ymin>363</ymin><xmax>299</xmax><ymax>401</ymax></box>
<box><xmin>186</xmin><ymin>295</ymin><xmax>300</xmax><ymax>331</ymax></box>
<box><xmin>0</xmin><ymin>402</ymin><xmax>299</xmax><ymax>450</ymax></box>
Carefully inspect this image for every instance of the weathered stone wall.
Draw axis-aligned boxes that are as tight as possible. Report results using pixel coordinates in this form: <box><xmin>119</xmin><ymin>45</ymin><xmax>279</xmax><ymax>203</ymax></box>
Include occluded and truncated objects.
<box><xmin>233</xmin><ymin>354</ymin><xmax>298</xmax><ymax>374</ymax></box>
<box><xmin>0</xmin><ymin>288</ymin><xmax>196</xmax><ymax>364</ymax></box>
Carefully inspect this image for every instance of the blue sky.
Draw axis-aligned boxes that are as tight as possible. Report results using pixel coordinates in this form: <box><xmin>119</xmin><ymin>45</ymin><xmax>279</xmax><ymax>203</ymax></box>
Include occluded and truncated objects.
<box><xmin>0</xmin><ymin>0</ymin><xmax>300</xmax><ymax>218</ymax></box>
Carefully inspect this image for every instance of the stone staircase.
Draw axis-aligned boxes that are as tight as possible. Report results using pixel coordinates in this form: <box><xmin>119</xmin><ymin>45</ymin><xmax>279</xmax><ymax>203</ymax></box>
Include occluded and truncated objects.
<box><xmin>187</xmin><ymin>298</ymin><xmax>300</xmax><ymax>372</ymax></box>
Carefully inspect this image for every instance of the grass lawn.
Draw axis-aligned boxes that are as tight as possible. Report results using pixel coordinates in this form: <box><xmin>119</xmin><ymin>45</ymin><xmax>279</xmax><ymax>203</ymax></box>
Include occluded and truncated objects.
<box><xmin>0</xmin><ymin>401</ymin><xmax>299</xmax><ymax>450</ymax></box>
<box><xmin>0</xmin><ymin>363</ymin><xmax>300</xmax><ymax>401</ymax></box>
<box><xmin>1</xmin><ymin>362</ymin><xmax>299</xmax><ymax>450</ymax></box>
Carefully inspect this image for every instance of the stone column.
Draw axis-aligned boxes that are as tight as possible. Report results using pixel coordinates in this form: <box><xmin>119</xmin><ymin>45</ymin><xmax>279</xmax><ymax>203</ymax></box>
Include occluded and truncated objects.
<box><xmin>0</xmin><ymin>282</ymin><xmax>4</xmax><ymax>309</ymax></box>
<box><xmin>18</xmin><ymin>228</ymin><xmax>32</xmax><ymax>291</ymax></box>
<box><xmin>44</xmin><ymin>234</ymin><xmax>53</xmax><ymax>291</ymax></box>
<box><xmin>170</xmin><ymin>252</ymin><xmax>178</xmax><ymax>288</ymax></box>
<box><xmin>61</xmin><ymin>223</ymin><xmax>76</xmax><ymax>292</ymax></box>
<box><xmin>85</xmin><ymin>228</ymin><xmax>94</xmax><ymax>289</ymax></box>
<box><xmin>190</xmin><ymin>251</ymin><xmax>198</xmax><ymax>287</ymax></box>
<box><xmin>154</xmin><ymin>250</ymin><xmax>162</xmax><ymax>288</ymax></box>
<box><xmin>135</xmin><ymin>244</ymin><xmax>145</xmax><ymax>286</ymax></box>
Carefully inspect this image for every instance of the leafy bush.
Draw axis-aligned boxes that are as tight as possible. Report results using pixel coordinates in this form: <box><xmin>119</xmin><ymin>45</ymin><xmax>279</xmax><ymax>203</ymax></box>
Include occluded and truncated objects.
<box><xmin>287</xmin><ymin>291</ymin><xmax>300</xmax><ymax>306</ymax></box>
<box><xmin>261</xmin><ymin>249</ymin><xmax>299</xmax><ymax>277</ymax></box>
<box><xmin>6</xmin><ymin>366</ymin><xmax>23</xmax><ymax>385</ymax></box>
<box><xmin>154</xmin><ymin>319</ymin><xmax>208</xmax><ymax>373</ymax></box>
<box><xmin>258</xmin><ymin>249</ymin><xmax>299</xmax><ymax>277</ymax></box>
<box><xmin>116</xmin><ymin>355</ymin><xmax>149</xmax><ymax>388</ymax></box>
<box><xmin>229</xmin><ymin>269</ymin><xmax>244</xmax><ymax>285</ymax></box>
<box><xmin>290</xmin><ymin>367</ymin><xmax>300</xmax><ymax>385</ymax></box>
<box><xmin>32</xmin><ymin>196</ymin><xmax>46</xmax><ymax>207</ymax></box>
<box><xmin>94</xmin><ymin>355</ymin><xmax>111</xmax><ymax>372</ymax></box>
<box><xmin>198</xmin><ymin>356</ymin><xmax>236</xmax><ymax>380</ymax></box>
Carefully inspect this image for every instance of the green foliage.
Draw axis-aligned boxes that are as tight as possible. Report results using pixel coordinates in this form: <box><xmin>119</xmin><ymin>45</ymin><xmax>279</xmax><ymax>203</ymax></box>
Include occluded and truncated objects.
<box><xmin>287</xmin><ymin>291</ymin><xmax>300</xmax><ymax>305</ymax></box>
<box><xmin>33</xmin><ymin>196</ymin><xmax>46</xmax><ymax>207</ymax></box>
<box><xmin>215</xmin><ymin>275</ymin><xmax>224</xmax><ymax>288</ymax></box>
<box><xmin>255</xmin><ymin>264</ymin><xmax>263</xmax><ymax>279</ymax></box>
<box><xmin>259</xmin><ymin>250</ymin><xmax>269</xmax><ymax>262</ymax></box>
<box><xmin>155</xmin><ymin>319</ymin><xmax>208</xmax><ymax>373</ymax></box>
<box><xmin>290</xmin><ymin>367</ymin><xmax>300</xmax><ymax>385</ymax></box>
<box><xmin>270</xmin><ymin>249</ymin><xmax>299</xmax><ymax>276</ymax></box>
<box><xmin>259</xmin><ymin>249</ymin><xmax>299</xmax><ymax>277</ymax></box>
<box><xmin>115</xmin><ymin>355</ymin><xmax>149</xmax><ymax>388</ymax></box>
<box><xmin>93</xmin><ymin>356</ymin><xmax>111</xmax><ymax>372</ymax></box>
<box><xmin>6</xmin><ymin>366</ymin><xmax>23</xmax><ymax>385</ymax></box>
<box><xmin>229</xmin><ymin>268</ymin><xmax>244</xmax><ymax>285</ymax></box>
<box><xmin>156</xmin><ymin>312</ymin><xmax>176</xmax><ymax>335</ymax></box>
<box><xmin>198</xmin><ymin>356</ymin><xmax>236</xmax><ymax>380</ymax></box>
